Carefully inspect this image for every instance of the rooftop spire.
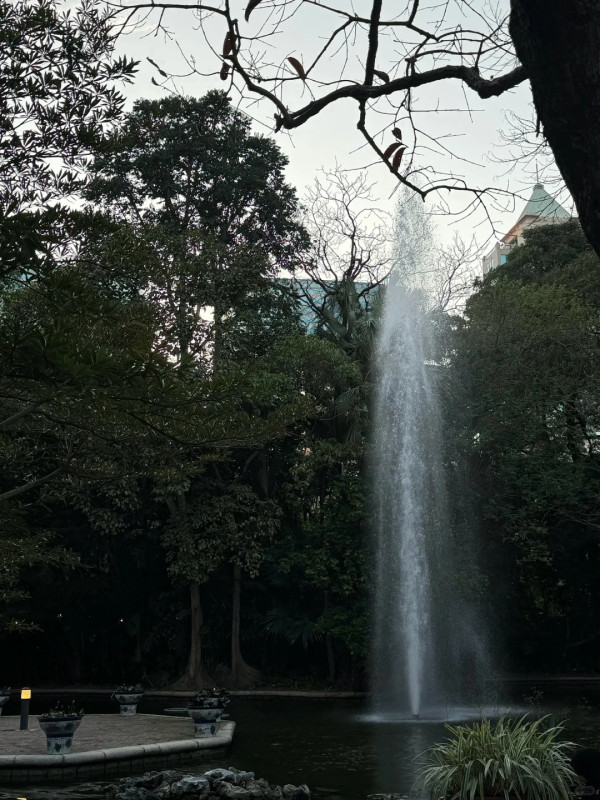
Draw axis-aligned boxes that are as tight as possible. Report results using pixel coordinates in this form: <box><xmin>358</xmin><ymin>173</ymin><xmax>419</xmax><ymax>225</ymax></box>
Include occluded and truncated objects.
<box><xmin>516</xmin><ymin>183</ymin><xmax>570</xmax><ymax>224</ymax></box>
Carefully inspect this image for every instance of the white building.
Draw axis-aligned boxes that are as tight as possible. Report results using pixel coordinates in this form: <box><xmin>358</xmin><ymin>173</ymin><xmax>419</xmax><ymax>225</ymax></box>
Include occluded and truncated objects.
<box><xmin>482</xmin><ymin>184</ymin><xmax>572</xmax><ymax>276</ymax></box>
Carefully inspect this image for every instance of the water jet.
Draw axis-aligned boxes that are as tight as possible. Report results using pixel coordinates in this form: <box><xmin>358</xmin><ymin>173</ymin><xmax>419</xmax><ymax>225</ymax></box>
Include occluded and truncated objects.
<box><xmin>371</xmin><ymin>268</ymin><xmax>489</xmax><ymax>721</ymax></box>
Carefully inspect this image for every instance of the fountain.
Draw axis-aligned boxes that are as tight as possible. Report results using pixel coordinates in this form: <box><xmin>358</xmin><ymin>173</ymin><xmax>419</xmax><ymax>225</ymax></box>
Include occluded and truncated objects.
<box><xmin>371</xmin><ymin>236</ymin><xmax>489</xmax><ymax>721</ymax></box>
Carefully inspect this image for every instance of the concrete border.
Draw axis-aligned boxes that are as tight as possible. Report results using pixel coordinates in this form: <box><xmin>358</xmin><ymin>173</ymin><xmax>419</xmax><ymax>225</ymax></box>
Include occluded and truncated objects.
<box><xmin>0</xmin><ymin>720</ymin><xmax>234</xmax><ymax>783</ymax></box>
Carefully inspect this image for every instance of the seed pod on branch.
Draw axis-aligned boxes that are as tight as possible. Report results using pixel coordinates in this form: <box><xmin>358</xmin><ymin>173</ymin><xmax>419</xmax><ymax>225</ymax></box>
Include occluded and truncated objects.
<box><xmin>374</xmin><ymin>70</ymin><xmax>390</xmax><ymax>83</ymax></box>
<box><xmin>392</xmin><ymin>147</ymin><xmax>407</xmax><ymax>171</ymax></box>
<box><xmin>245</xmin><ymin>0</ymin><xmax>263</xmax><ymax>21</ymax></box>
<box><xmin>288</xmin><ymin>56</ymin><xmax>306</xmax><ymax>80</ymax></box>
<box><xmin>392</xmin><ymin>128</ymin><xmax>403</xmax><ymax>141</ymax></box>
<box><xmin>223</xmin><ymin>31</ymin><xmax>234</xmax><ymax>56</ymax></box>
<box><xmin>220</xmin><ymin>62</ymin><xmax>230</xmax><ymax>81</ymax></box>
<box><xmin>383</xmin><ymin>142</ymin><xmax>402</xmax><ymax>160</ymax></box>
<box><xmin>147</xmin><ymin>57</ymin><xmax>168</xmax><ymax>78</ymax></box>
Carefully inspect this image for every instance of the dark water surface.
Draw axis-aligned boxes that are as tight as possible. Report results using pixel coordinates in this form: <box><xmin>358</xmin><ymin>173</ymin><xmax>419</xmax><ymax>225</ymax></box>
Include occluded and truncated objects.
<box><xmin>3</xmin><ymin>692</ymin><xmax>600</xmax><ymax>800</ymax></box>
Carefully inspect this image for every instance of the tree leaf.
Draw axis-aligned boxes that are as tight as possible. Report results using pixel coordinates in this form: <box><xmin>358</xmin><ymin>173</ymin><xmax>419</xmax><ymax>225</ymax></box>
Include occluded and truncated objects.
<box><xmin>383</xmin><ymin>142</ymin><xmax>402</xmax><ymax>160</ymax></box>
<box><xmin>392</xmin><ymin>147</ymin><xmax>406</xmax><ymax>170</ymax></box>
<box><xmin>245</xmin><ymin>0</ymin><xmax>263</xmax><ymax>21</ymax></box>
<box><xmin>374</xmin><ymin>69</ymin><xmax>390</xmax><ymax>83</ymax></box>
<box><xmin>392</xmin><ymin>127</ymin><xmax>403</xmax><ymax>140</ymax></box>
<box><xmin>220</xmin><ymin>62</ymin><xmax>230</xmax><ymax>81</ymax></box>
<box><xmin>288</xmin><ymin>57</ymin><xmax>306</xmax><ymax>80</ymax></box>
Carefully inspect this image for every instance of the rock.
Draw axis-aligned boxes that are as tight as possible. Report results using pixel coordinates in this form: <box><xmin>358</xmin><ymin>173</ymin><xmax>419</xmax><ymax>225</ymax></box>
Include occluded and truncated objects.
<box><xmin>282</xmin><ymin>786</ymin><xmax>310</xmax><ymax>800</ymax></box>
<box><xmin>215</xmin><ymin>783</ymin><xmax>251</xmax><ymax>799</ymax></box>
<box><xmin>205</xmin><ymin>769</ymin><xmax>239</xmax><ymax>784</ymax></box>
<box><xmin>118</xmin><ymin>771</ymin><xmax>181</xmax><ymax>792</ymax></box>
<box><xmin>366</xmin><ymin>795</ymin><xmax>405</xmax><ymax>800</ymax></box>
<box><xmin>171</xmin><ymin>776</ymin><xmax>212</xmax><ymax>798</ymax></box>
<box><xmin>245</xmin><ymin>779</ymin><xmax>274</xmax><ymax>800</ymax></box>
<box><xmin>228</xmin><ymin>769</ymin><xmax>256</xmax><ymax>785</ymax></box>
<box><xmin>110</xmin><ymin>768</ymin><xmax>308</xmax><ymax>800</ymax></box>
<box><xmin>115</xmin><ymin>789</ymin><xmax>160</xmax><ymax>800</ymax></box>
<box><xmin>153</xmin><ymin>784</ymin><xmax>173</xmax><ymax>800</ymax></box>
<box><xmin>243</xmin><ymin>779</ymin><xmax>284</xmax><ymax>800</ymax></box>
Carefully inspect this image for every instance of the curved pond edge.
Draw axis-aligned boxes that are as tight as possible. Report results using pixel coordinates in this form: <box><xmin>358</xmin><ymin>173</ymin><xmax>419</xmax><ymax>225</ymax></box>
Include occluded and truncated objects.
<box><xmin>0</xmin><ymin>719</ymin><xmax>234</xmax><ymax>784</ymax></box>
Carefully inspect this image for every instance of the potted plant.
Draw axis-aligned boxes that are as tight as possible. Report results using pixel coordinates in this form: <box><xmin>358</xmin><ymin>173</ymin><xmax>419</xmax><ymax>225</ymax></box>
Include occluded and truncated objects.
<box><xmin>186</xmin><ymin>688</ymin><xmax>230</xmax><ymax>738</ymax></box>
<box><xmin>38</xmin><ymin>702</ymin><xmax>84</xmax><ymax>755</ymax></box>
<box><xmin>112</xmin><ymin>683</ymin><xmax>144</xmax><ymax>715</ymax></box>
<box><xmin>0</xmin><ymin>687</ymin><xmax>10</xmax><ymax>715</ymax></box>
<box><xmin>415</xmin><ymin>716</ymin><xmax>577</xmax><ymax>800</ymax></box>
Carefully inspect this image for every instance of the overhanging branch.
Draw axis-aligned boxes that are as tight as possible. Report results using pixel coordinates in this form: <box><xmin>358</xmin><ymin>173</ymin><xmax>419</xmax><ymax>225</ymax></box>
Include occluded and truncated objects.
<box><xmin>274</xmin><ymin>64</ymin><xmax>528</xmax><ymax>130</ymax></box>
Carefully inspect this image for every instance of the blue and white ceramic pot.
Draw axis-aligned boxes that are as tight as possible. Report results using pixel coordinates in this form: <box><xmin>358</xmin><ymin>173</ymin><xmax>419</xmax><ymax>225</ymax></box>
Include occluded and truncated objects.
<box><xmin>113</xmin><ymin>692</ymin><xmax>143</xmax><ymax>716</ymax></box>
<box><xmin>187</xmin><ymin>706</ymin><xmax>223</xmax><ymax>737</ymax></box>
<box><xmin>38</xmin><ymin>715</ymin><xmax>82</xmax><ymax>754</ymax></box>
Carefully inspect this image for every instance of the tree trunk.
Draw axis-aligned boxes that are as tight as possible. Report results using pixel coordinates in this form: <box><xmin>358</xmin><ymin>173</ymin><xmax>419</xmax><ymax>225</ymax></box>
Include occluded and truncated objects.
<box><xmin>171</xmin><ymin>581</ymin><xmax>213</xmax><ymax>689</ymax></box>
<box><xmin>230</xmin><ymin>563</ymin><xmax>261</xmax><ymax>688</ymax></box>
<box><xmin>188</xmin><ymin>580</ymin><xmax>215</xmax><ymax>685</ymax></box>
<box><xmin>510</xmin><ymin>1</ymin><xmax>600</xmax><ymax>258</ymax></box>
<box><xmin>323</xmin><ymin>591</ymin><xmax>335</xmax><ymax>683</ymax></box>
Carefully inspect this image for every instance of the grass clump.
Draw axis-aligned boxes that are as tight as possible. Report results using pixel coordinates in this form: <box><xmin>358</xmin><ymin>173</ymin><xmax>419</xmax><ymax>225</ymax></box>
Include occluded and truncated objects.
<box><xmin>415</xmin><ymin>716</ymin><xmax>577</xmax><ymax>800</ymax></box>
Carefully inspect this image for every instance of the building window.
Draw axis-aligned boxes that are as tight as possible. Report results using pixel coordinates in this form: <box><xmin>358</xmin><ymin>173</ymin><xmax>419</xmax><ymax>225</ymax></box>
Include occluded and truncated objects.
<box><xmin>500</xmin><ymin>254</ymin><xmax>507</xmax><ymax>264</ymax></box>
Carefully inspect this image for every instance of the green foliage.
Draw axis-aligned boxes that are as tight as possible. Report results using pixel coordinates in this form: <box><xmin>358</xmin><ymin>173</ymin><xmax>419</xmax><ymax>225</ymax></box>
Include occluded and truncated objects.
<box><xmin>0</xmin><ymin>506</ymin><xmax>79</xmax><ymax>631</ymax></box>
<box><xmin>113</xmin><ymin>684</ymin><xmax>143</xmax><ymax>694</ymax></box>
<box><xmin>83</xmin><ymin>93</ymin><xmax>308</xmax><ymax>374</ymax></box>
<box><xmin>0</xmin><ymin>0</ymin><xmax>137</xmax><ymax>280</ymax></box>
<box><xmin>313</xmin><ymin>602</ymin><xmax>369</xmax><ymax>657</ymax></box>
<box><xmin>416</xmin><ymin>716</ymin><xmax>577</xmax><ymax>800</ymax></box>
<box><xmin>88</xmin><ymin>91</ymin><xmax>306</xmax><ymax>255</ymax></box>
<box><xmin>189</xmin><ymin>688</ymin><xmax>229</xmax><ymax>707</ymax></box>
<box><xmin>162</xmin><ymin>479</ymin><xmax>282</xmax><ymax>585</ymax></box>
<box><xmin>458</xmin><ymin>220</ymin><xmax>600</xmax><ymax>667</ymax></box>
<box><xmin>40</xmin><ymin>701</ymin><xmax>84</xmax><ymax>719</ymax></box>
<box><xmin>261</xmin><ymin>604</ymin><xmax>323</xmax><ymax>650</ymax></box>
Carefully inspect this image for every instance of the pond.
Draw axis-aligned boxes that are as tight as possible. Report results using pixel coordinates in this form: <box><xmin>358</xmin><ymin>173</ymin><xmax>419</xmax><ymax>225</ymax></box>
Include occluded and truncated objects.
<box><xmin>2</xmin><ymin>689</ymin><xmax>600</xmax><ymax>800</ymax></box>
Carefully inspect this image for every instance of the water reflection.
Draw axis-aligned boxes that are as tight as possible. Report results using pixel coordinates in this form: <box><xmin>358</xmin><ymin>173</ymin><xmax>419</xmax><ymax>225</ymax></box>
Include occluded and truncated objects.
<box><xmin>370</xmin><ymin>720</ymin><xmax>432</xmax><ymax>796</ymax></box>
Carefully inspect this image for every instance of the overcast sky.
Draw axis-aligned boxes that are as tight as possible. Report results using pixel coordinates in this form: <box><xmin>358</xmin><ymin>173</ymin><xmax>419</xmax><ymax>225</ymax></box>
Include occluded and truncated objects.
<box><xmin>112</xmin><ymin>0</ymin><xmax>573</xmax><ymax>265</ymax></box>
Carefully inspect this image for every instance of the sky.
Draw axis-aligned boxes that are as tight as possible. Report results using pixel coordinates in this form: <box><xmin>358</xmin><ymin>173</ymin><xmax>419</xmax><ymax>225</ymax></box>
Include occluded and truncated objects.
<box><xmin>111</xmin><ymin>0</ymin><xmax>574</xmax><ymax>273</ymax></box>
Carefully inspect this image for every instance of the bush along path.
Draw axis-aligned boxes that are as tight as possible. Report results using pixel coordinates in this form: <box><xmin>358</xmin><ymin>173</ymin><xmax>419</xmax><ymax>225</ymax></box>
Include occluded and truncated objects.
<box><xmin>111</xmin><ymin>767</ymin><xmax>311</xmax><ymax>800</ymax></box>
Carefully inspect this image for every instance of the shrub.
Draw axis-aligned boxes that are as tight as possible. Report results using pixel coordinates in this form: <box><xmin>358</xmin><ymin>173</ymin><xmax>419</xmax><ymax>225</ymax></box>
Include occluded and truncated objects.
<box><xmin>415</xmin><ymin>716</ymin><xmax>577</xmax><ymax>800</ymax></box>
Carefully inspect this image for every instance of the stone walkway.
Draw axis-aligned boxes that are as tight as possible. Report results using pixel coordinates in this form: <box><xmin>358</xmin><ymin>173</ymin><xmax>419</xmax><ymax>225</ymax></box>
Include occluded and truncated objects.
<box><xmin>0</xmin><ymin>715</ymin><xmax>234</xmax><ymax>782</ymax></box>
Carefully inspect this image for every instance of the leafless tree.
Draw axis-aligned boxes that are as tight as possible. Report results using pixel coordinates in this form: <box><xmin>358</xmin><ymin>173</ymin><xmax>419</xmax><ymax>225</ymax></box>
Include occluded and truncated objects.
<box><xmin>393</xmin><ymin>186</ymin><xmax>477</xmax><ymax>314</ymax></box>
<box><xmin>293</xmin><ymin>167</ymin><xmax>390</xmax><ymax>348</ymax></box>
<box><xmin>434</xmin><ymin>234</ymin><xmax>480</xmax><ymax>314</ymax></box>
<box><xmin>301</xmin><ymin>168</ymin><xmax>391</xmax><ymax>283</ymax></box>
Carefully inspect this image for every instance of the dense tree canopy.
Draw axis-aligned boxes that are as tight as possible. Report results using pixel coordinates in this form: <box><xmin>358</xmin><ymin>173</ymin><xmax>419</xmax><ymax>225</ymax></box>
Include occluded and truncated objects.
<box><xmin>458</xmin><ymin>221</ymin><xmax>600</xmax><ymax>668</ymax></box>
<box><xmin>9</xmin><ymin>0</ymin><xmax>600</xmax><ymax>690</ymax></box>
<box><xmin>0</xmin><ymin>0</ymin><xmax>136</xmax><ymax>279</ymax></box>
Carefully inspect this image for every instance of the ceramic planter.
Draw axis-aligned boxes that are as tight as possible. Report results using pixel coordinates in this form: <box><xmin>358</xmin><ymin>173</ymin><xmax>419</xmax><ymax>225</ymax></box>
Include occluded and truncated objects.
<box><xmin>38</xmin><ymin>715</ymin><xmax>82</xmax><ymax>755</ymax></box>
<box><xmin>113</xmin><ymin>692</ymin><xmax>143</xmax><ymax>716</ymax></box>
<box><xmin>187</xmin><ymin>706</ymin><xmax>224</xmax><ymax>737</ymax></box>
<box><xmin>0</xmin><ymin>694</ymin><xmax>10</xmax><ymax>716</ymax></box>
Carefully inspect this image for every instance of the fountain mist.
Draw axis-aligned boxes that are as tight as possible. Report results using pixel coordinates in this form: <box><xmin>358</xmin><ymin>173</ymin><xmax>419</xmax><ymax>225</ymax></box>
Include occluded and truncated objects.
<box><xmin>371</xmin><ymin>267</ymin><xmax>489</xmax><ymax>720</ymax></box>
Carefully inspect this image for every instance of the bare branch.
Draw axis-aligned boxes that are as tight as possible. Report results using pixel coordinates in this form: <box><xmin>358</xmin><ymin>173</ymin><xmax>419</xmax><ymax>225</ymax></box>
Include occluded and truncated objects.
<box><xmin>0</xmin><ymin>467</ymin><xmax>64</xmax><ymax>503</ymax></box>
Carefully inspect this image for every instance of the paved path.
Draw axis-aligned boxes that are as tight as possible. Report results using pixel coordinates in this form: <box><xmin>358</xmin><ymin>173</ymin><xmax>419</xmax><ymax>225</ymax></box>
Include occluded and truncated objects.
<box><xmin>0</xmin><ymin>715</ymin><xmax>234</xmax><ymax>781</ymax></box>
<box><xmin>0</xmin><ymin>714</ymin><xmax>197</xmax><ymax>754</ymax></box>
